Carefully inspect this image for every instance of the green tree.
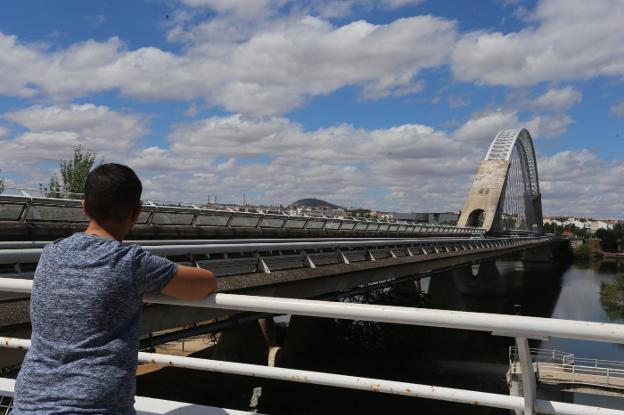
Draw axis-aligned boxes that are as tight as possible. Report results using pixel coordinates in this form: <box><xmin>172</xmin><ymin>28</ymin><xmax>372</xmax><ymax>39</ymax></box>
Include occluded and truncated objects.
<box><xmin>41</xmin><ymin>146</ymin><xmax>96</xmax><ymax>199</ymax></box>
<box><xmin>0</xmin><ymin>168</ymin><xmax>4</xmax><ymax>194</ymax></box>
<box><xmin>39</xmin><ymin>176</ymin><xmax>62</xmax><ymax>199</ymax></box>
<box><xmin>600</xmin><ymin>274</ymin><xmax>624</xmax><ymax>321</ymax></box>
<box><xmin>595</xmin><ymin>228</ymin><xmax>620</xmax><ymax>253</ymax></box>
<box><xmin>573</xmin><ymin>243</ymin><xmax>592</xmax><ymax>260</ymax></box>
<box><xmin>543</xmin><ymin>222</ymin><xmax>564</xmax><ymax>234</ymax></box>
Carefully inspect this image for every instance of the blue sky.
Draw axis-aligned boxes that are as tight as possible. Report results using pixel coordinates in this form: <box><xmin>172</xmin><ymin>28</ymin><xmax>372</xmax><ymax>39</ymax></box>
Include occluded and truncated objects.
<box><xmin>0</xmin><ymin>0</ymin><xmax>623</xmax><ymax>217</ymax></box>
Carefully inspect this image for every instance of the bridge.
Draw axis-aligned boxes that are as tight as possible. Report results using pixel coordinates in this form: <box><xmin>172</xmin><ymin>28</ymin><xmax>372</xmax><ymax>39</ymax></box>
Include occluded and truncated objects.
<box><xmin>1</xmin><ymin>129</ymin><xmax>619</xmax><ymax>415</ymax></box>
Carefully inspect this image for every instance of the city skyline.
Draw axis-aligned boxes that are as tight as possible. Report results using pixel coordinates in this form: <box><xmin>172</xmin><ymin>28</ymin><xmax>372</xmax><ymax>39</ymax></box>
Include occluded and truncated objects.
<box><xmin>0</xmin><ymin>0</ymin><xmax>623</xmax><ymax>217</ymax></box>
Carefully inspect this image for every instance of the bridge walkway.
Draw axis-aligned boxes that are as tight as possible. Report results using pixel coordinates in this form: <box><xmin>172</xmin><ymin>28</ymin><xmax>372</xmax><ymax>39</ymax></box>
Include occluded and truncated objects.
<box><xmin>509</xmin><ymin>348</ymin><xmax>624</xmax><ymax>396</ymax></box>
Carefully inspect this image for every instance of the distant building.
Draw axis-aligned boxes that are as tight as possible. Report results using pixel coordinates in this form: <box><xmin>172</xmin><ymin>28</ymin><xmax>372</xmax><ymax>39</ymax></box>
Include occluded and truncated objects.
<box><xmin>591</xmin><ymin>221</ymin><xmax>610</xmax><ymax>232</ymax></box>
<box><xmin>394</xmin><ymin>212</ymin><xmax>459</xmax><ymax>225</ymax></box>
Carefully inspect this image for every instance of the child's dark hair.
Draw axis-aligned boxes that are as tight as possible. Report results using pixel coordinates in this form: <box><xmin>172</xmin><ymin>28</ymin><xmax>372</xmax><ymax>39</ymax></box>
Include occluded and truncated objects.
<box><xmin>84</xmin><ymin>163</ymin><xmax>142</xmax><ymax>222</ymax></box>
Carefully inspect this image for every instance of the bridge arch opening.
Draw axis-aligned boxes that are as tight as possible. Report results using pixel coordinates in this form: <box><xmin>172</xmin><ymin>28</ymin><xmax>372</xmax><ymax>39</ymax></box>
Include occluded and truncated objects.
<box><xmin>466</xmin><ymin>209</ymin><xmax>485</xmax><ymax>227</ymax></box>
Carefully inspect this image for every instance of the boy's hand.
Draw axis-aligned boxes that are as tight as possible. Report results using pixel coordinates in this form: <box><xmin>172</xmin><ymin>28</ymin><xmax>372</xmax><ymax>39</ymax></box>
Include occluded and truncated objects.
<box><xmin>161</xmin><ymin>265</ymin><xmax>216</xmax><ymax>300</ymax></box>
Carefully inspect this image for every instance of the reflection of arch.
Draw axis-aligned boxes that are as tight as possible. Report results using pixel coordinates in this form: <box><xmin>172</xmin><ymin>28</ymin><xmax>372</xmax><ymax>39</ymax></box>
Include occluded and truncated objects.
<box><xmin>466</xmin><ymin>209</ymin><xmax>485</xmax><ymax>227</ymax></box>
<box><xmin>458</xmin><ymin>129</ymin><xmax>543</xmax><ymax>234</ymax></box>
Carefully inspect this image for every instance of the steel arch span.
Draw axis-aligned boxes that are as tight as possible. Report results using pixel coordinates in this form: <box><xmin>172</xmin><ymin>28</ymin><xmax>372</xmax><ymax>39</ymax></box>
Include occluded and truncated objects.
<box><xmin>457</xmin><ymin>128</ymin><xmax>543</xmax><ymax>234</ymax></box>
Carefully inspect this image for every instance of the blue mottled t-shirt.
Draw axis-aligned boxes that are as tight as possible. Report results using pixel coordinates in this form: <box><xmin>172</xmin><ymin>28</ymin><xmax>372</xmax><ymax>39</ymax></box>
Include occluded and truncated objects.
<box><xmin>13</xmin><ymin>232</ymin><xmax>177</xmax><ymax>414</ymax></box>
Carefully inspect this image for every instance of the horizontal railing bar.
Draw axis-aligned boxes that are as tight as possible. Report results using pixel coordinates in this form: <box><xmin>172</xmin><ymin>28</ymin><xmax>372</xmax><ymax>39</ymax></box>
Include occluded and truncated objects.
<box><xmin>537</xmin><ymin>363</ymin><xmax>624</xmax><ymax>374</ymax></box>
<box><xmin>0</xmin><ymin>338</ymin><xmax>620</xmax><ymax>415</ymax></box>
<box><xmin>0</xmin><ymin>194</ymin><xmax>485</xmax><ymax>233</ymax></box>
<box><xmin>0</xmin><ymin>194</ymin><xmax>484</xmax><ymax>233</ymax></box>
<box><xmin>0</xmin><ymin>237</ymin><xmax>488</xmax><ymax>250</ymax></box>
<box><xmin>512</xmin><ymin>347</ymin><xmax>624</xmax><ymax>367</ymax></box>
<box><xmin>0</xmin><ymin>237</ymin><xmax>545</xmax><ymax>264</ymax></box>
<box><xmin>0</xmin><ymin>378</ymin><xmax>262</xmax><ymax>415</ymax></box>
<box><xmin>1</xmin><ymin>278</ymin><xmax>622</xmax><ymax>343</ymax></box>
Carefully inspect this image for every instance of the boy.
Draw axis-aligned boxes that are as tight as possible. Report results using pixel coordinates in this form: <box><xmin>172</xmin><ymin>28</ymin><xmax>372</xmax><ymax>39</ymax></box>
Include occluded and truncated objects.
<box><xmin>13</xmin><ymin>163</ymin><xmax>216</xmax><ymax>414</ymax></box>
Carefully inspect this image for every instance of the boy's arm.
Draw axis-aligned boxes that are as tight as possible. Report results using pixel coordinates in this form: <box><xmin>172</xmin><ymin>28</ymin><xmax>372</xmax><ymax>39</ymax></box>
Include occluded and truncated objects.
<box><xmin>161</xmin><ymin>265</ymin><xmax>217</xmax><ymax>300</ymax></box>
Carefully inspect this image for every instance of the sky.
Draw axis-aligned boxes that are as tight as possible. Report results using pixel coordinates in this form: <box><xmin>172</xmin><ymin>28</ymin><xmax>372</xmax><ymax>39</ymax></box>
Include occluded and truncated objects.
<box><xmin>0</xmin><ymin>0</ymin><xmax>623</xmax><ymax>218</ymax></box>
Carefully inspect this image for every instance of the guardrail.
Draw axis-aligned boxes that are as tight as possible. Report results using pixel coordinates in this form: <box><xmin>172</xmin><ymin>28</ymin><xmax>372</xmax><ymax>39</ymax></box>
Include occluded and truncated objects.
<box><xmin>511</xmin><ymin>347</ymin><xmax>624</xmax><ymax>370</ymax></box>
<box><xmin>0</xmin><ymin>378</ymin><xmax>258</xmax><ymax>415</ymax></box>
<box><xmin>1</xmin><ymin>278</ymin><xmax>623</xmax><ymax>415</ymax></box>
<box><xmin>510</xmin><ymin>347</ymin><xmax>624</xmax><ymax>389</ymax></box>
<box><xmin>0</xmin><ymin>193</ymin><xmax>484</xmax><ymax>236</ymax></box>
<box><xmin>0</xmin><ymin>237</ymin><xmax>545</xmax><ymax>278</ymax></box>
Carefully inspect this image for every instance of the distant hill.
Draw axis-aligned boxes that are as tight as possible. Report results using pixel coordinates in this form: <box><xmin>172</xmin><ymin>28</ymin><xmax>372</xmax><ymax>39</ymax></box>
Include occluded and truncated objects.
<box><xmin>288</xmin><ymin>198</ymin><xmax>342</xmax><ymax>209</ymax></box>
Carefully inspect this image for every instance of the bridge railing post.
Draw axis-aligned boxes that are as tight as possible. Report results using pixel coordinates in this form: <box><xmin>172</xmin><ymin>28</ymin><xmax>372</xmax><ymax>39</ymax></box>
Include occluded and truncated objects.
<box><xmin>515</xmin><ymin>337</ymin><xmax>536</xmax><ymax>415</ymax></box>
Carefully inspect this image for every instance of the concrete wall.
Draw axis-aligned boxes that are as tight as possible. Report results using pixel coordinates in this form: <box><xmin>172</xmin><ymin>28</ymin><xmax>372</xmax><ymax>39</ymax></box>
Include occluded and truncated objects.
<box><xmin>457</xmin><ymin>160</ymin><xmax>511</xmax><ymax>232</ymax></box>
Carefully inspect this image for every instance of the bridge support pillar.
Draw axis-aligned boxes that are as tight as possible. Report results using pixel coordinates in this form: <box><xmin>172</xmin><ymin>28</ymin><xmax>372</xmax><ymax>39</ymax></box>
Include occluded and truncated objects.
<box><xmin>211</xmin><ymin>320</ymin><xmax>270</xmax><ymax>364</ymax></box>
<box><xmin>393</xmin><ymin>277</ymin><xmax>424</xmax><ymax>298</ymax></box>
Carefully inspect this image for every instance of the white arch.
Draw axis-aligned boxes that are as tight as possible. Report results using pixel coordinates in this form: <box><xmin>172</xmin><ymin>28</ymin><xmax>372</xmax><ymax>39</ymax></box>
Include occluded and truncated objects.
<box><xmin>458</xmin><ymin>128</ymin><xmax>543</xmax><ymax>233</ymax></box>
<box><xmin>484</xmin><ymin>128</ymin><xmax>539</xmax><ymax>196</ymax></box>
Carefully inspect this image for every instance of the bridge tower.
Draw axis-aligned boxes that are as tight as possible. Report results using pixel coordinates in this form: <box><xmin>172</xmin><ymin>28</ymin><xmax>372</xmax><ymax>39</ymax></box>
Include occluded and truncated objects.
<box><xmin>458</xmin><ymin>129</ymin><xmax>543</xmax><ymax>234</ymax></box>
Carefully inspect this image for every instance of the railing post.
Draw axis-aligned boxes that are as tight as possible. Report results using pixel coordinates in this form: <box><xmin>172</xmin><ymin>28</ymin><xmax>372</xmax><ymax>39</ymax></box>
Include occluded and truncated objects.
<box><xmin>515</xmin><ymin>337</ymin><xmax>536</xmax><ymax>415</ymax></box>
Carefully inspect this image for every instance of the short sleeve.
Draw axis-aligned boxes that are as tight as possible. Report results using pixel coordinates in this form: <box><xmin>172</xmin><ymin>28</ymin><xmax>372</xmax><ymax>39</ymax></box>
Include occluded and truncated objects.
<box><xmin>133</xmin><ymin>246</ymin><xmax>177</xmax><ymax>294</ymax></box>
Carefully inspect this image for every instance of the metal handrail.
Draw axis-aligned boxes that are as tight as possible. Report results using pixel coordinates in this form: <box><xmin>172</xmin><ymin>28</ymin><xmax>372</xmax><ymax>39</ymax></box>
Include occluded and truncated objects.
<box><xmin>0</xmin><ymin>194</ymin><xmax>485</xmax><ymax>234</ymax></box>
<box><xmin>2</xmin><ymin>278</ymin><xmax>622</xmax><ymax>343</ymax></box>
<box><xmin>0</xmin><ymin>338</ymin><xmax>620</xmax><ymax>415</ymax></box>
<box><xmin>0</xmin><ymin>278</ymin><xmax>623</xmax><ymax>414</ymax></box>
<box><xmin>510</xmin><ymin>347</ymin><xmax>624</xmax><ymax>369</ymax></box>
<box><xmin>0</xmin><ymin>237</ymin><xmax>544</xmax><ymax>267</ymax></box>
<box><xmin>0</xmin><ymin>237</ymin><xmax>470</xmax><ymax>250</ymax></box>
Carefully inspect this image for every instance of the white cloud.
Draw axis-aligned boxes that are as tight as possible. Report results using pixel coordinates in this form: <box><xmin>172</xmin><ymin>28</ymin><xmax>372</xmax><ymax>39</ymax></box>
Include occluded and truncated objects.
<box><xmin>452</xmin><ymin>109</ymin><xmax>520</xmax><ymax>143</ymax></box>
<box><xmin>452</xmin><ymin>0</ymin><xmax>624</xmax><ymax>86</ymax></box>
<box><xmin>451</xmin><ymin>106</ymin><xmax>574</xmax><ymax>143</ymax></box>
<box><xmin>1</xmin><ymin>104</ymin><xmax>147</xmax><ymax>165</ymax></box>
<box><xmin>611</xmin><ymin>99</ymin><xmax>624</xmax><ymax>118</ymax></box>
<box><xmin>380</xmin><ymin>0</ymin><xmax>424</xmax><ymax>8</ymax></box>
<box><xmin>84</xmin><ymin>14</ymin><xmax>106</xmax><ymax>28</ymax></box>
<box><xmin>0</xmin><ymin>14</ymin><xmax>457</xmax><ymax>115</ymax></box>
<box><xmin>1</xmin><ymin>104</ymin><xmax>619</xmax><ymax>217</ymax></box>
<box><xmin>143</xmin><ymin>112</ymin><xmax>488</xmax><ymax>210</ymax></box>
<box><xmin>525</xmin><ymin>114</ymin><xmax>573</xmax><ymax>138</ymax></box>
<box><xmin>531</xmin><ymin>86</ymin><xmax>582</xmax><ymax>112</ymax></box>
<box><xmin>0</xmin><ymin>34</ymin><xmax>42</xmax><ymax>97</ymax></box>
<box><xmin>448</xmin><ymin>94</ymin><xmax>469</xmax><ymax>108</ymax></box>
<box><xmin>178</xmin><ymin>0</ymin><xmax>278</xmax><ymax>19</ymax></box>
<box><xmin>539</xmin><ymin>149</ymin><xmax>624</xmax><ymax>217</ymax></box>
<box><xmin>0</xmin><ymin>126</ymin><xmax>9</xmax><ymax>138</ymax></box>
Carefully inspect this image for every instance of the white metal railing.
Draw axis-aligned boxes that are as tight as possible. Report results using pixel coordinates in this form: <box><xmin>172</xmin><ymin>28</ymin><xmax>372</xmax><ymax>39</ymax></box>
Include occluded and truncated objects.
<box><xmin>0</xmin><ymin>237</ymin><xmax>546</xmax><ymax>280</ymax></box>
<box><xmin>1</xmin><ymin>278</ymin><xmax>624</xmax><ymax>414</ymax></box>
<box><xmin>0</xmin><ymin>378</ymin><xmax>259</xmax><ymax>415</ymax></box>
<box><xmin>0</xmin><ymin>193</ymin><xmax>484</xmax><ymax>235</ymax></box>
<box><xmin>510</xmin><ymin>347</ymin><xmax>624</xmax><ymax>389</ymax></box>
<box><xmin>511</xmin><ymin>347</ymin><xmax>624</xmax><ymax>370</ymax></box>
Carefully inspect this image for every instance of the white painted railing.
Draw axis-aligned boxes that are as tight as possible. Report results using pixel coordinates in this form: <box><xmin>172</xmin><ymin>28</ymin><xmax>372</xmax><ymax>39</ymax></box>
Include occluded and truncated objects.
<box><xmin>510</xmin><ymin>347</ymin><xmax>624</xmax><ymax>389</ymax></box>
<box><xmin>0</xmin><ymin>378</ymin><xmax>259</xmax><ymax>415</ymax></box>
<box><xmin>0</xmin><ymin>193</ymin><xmax>483</xmax><ymax>235</ymax></box>
<box><xmin>1</xmin><ymin>277</ymin><xmax>623</xmax><ymax>415</ymax></box>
